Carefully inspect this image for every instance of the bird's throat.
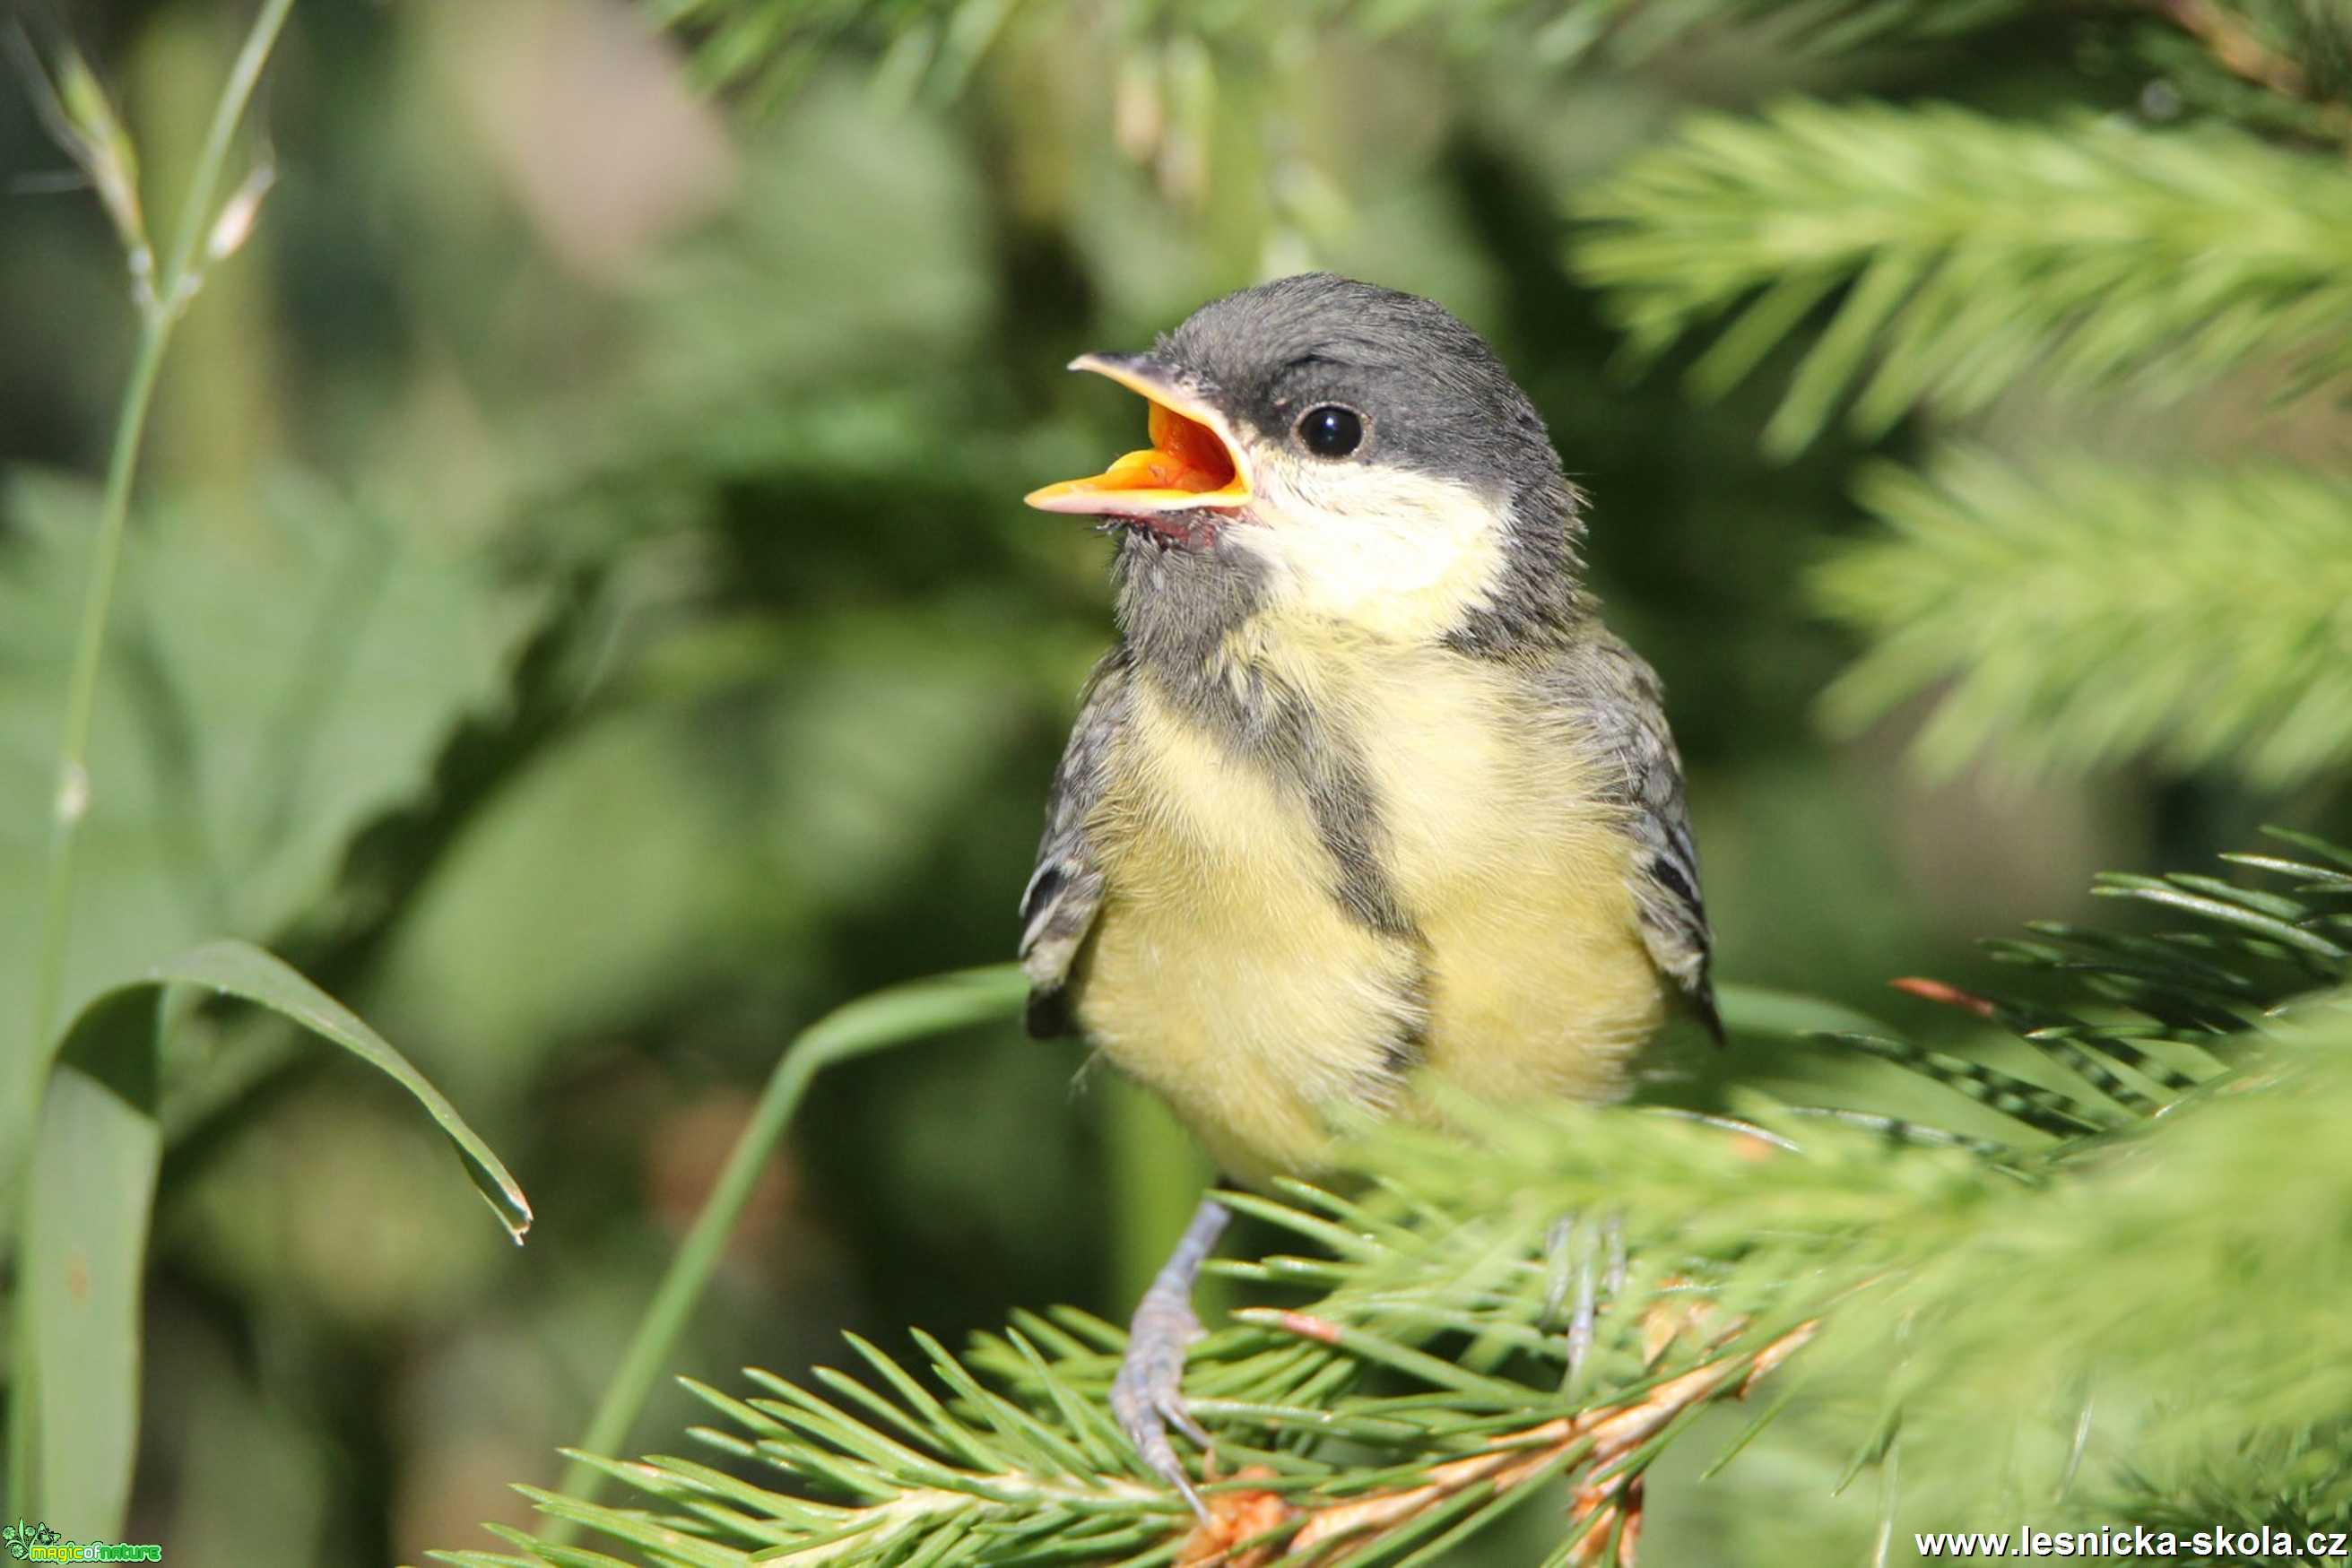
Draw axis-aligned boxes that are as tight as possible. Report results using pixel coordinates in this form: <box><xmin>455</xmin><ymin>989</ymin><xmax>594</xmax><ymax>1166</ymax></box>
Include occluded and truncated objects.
<box><xmin>1107</xmin><ymin>510</ymin><xmax>1223</xmax><ymax>552</ymax></box>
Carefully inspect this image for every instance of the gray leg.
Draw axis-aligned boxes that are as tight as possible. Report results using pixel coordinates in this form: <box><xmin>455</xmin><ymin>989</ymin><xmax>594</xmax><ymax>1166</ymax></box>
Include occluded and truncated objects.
<box><xmin>1563</xmin><ymin>1217</ymin><xmax>1600</xmax><ymax>1383</ymax></box>
<box><xmin>1544</xmin><ymin>1212</ymin><xmax>1624</xmax><ymax>1389</ymax></box>
<box><xmin>1112</xmin><ymin>1195</ymin><xmax>1230</xmax><ymax>1519</ymax></box>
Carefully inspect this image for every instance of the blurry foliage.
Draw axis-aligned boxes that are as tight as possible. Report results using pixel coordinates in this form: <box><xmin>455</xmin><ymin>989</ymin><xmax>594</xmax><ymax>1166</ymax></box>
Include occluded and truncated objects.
<box><xmin>652</xmin><ymin>0</ymin><xmax>2045</xmax><ymax>108</ymax></box>
<box><xmin>1</xmin><ymin>0</ymin><xmax>2348</xmax><ymax>1564</ymax></box>
<box><xmin>0</xmin><ymin>470</ymin><xmax>536</xmax><ymax>1068</ymax></box>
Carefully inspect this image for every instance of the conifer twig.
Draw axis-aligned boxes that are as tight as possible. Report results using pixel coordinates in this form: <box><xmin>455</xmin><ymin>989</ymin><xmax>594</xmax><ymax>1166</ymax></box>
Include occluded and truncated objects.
<box><xmin>1575</xmin><ymin>101</ymin><xmax>2352</xmax><ymax>454</ymax></box>
<box><xmin>1267</xmin><ymin>1321</ymin><xmax>1818</xmax><ymax>1564</ymax></box>
<box><xmin>1813</xmin><ymin>447</ymin><xmax>2352</xmax><ymax>788</ymax></box>
<box><xmin>2150</xmin><ymin>0</ymin><xmax>2309</xmax><ymax>100</ymax></box>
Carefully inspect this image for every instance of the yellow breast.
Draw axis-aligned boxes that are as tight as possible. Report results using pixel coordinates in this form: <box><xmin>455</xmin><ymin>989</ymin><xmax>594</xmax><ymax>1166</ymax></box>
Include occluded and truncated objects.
<box><xmin>1072</xmin><ymin>628</ymin><xmax>1665</xmax><ymax>1185</ymax></box>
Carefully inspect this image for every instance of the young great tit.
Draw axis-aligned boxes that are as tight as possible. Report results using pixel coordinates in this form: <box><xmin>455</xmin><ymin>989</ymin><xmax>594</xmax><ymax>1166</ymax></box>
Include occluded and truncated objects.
<box><xmin>1019</xmin><ymin>273</ymin><xmax>1717</xmax><ymax>1513</ymax></box>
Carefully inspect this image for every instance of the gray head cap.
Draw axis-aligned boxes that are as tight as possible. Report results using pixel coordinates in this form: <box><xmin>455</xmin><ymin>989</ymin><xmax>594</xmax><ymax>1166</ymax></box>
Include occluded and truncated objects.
<box><xmin>1158</xmin><ymin>273</ymin><xmax>1581</xmax><ymax>548</ymax></box>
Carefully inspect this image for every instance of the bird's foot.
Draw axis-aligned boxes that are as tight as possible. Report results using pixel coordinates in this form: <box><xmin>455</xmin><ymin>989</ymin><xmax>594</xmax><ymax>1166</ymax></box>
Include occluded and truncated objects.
<box><xmin>1545</xmin><ymin>1211</ymin><xmax>1627</xmax><ymax>1388</ymax></box>
<box><xmin>1114</xmin><ymin>1197</ymin><xmax>1232</xmax><ymax>1520</ymax></box>
<box><xmin>1112</xmin><ymin>1283</ymin><xmax>1213</xmax><ymax>1517</ymax></box>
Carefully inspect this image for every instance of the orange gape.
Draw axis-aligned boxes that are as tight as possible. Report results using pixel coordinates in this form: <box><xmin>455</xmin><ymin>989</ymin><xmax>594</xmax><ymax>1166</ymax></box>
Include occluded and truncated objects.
<box><xmin>1023</xmin><ymin>355</ymin><xmax>1253</xmax><ymax>515</ymax></box>
<box><xmin>1145</xmin><ymin>403</ymin><xmax>1238</xmax><ymax>492</ymax></box>
<box><xmin>1029</xmin><ymin>402</ymin><xmax>1240</xmax><ymax>504</ymax></box>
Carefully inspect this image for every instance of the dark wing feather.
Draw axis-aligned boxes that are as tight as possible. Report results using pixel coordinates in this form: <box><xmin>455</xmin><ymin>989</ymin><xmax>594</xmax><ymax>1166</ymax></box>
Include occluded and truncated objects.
<box><xmin>1544</xmin><ymin>633</ymin><xmax>1722</xmax><ymax>1042</ymax></box>
<box><xmin>1020</xmin><ymin>649</ymin><xmax>1132</xmax><ymax>1037</ymax></box>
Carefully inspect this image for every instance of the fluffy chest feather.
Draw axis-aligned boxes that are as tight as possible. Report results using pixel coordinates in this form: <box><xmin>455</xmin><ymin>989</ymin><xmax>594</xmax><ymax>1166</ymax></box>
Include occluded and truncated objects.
<box><xmin>1072</xmin><ymin>623</ymin><xmax>1664</xmax><ymax>1183</ymax></box>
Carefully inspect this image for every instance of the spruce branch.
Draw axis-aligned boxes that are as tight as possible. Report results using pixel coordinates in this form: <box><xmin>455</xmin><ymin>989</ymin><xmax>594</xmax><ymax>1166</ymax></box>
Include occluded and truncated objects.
<box><xmin>1573</xmin><ymin>100</ymin><xmax>2352</xmax><ymax>455</ymax></box>
<box><xmin>1812</xmin><ymin>446</ymin><xmax>2352</xmax><ymax>788</ymax></box>
<box><xmin>428</xmin><ymin>839</ymin><xmax>2352</xmax><ymax>1566</ymax></box>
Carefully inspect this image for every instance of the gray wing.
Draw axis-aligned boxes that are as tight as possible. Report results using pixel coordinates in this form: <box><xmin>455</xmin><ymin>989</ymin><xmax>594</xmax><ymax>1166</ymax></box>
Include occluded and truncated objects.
<box><xmin>1547</xmin><ymin>633</ymin><xmax>1723</xmax><ymax>1042</ymax></box>
<box><xmin>1020</xmin><ymin>648</ymin><xmax>1133</xmax><ymax>1038</ymax></box>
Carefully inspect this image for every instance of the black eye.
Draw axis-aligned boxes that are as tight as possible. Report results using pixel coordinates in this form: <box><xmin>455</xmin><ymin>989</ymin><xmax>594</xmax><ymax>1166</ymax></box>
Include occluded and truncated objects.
<box><xmin>1297</xmin><ymin>404</ymin><xmax>1364</xmax><ymax>459</ymax></box>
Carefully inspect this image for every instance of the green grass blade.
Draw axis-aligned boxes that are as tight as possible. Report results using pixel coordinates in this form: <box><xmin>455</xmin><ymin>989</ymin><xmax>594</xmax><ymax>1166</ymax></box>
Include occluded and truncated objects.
<box><xmin>18</xmin><ymin>989</ymin><xmax>161</xmax><ymax>1535</ymax></box>
<box><xmin>550</xmin><ymin>966</ymin><xmax>1026</xmax><ymax>1537</ymax></box>
<box><xmin>154</xmin><ymin>940</ymin><xmax>531</xmax><ymax>1238</ymax></box>
<box><xmin>19</xmin><ymin>939</ymin><xmax>525</xmax><ymax>1536</ymax></box>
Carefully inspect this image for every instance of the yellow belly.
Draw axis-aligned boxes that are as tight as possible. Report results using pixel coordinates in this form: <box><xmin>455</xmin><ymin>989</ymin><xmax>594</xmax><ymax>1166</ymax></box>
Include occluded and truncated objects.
<box><xmin>1071</xmin><ymin>640</ymin><xmax>1666</xmax><ymax>1186</ymax></box>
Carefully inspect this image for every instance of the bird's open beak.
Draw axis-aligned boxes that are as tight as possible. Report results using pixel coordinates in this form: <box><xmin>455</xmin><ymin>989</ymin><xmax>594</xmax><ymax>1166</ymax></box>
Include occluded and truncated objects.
<box><xmin>1024</xmin><ymin>355</ymin><xmax>1252</xmax><ymax>516</ymax></box>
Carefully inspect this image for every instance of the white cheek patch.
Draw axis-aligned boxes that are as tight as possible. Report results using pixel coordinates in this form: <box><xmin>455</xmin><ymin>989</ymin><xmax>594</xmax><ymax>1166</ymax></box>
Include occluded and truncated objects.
<box><xmin>1229</xmin><ymin>462</ymin><xmax>1511</xmax><ymax>641</ymax></box>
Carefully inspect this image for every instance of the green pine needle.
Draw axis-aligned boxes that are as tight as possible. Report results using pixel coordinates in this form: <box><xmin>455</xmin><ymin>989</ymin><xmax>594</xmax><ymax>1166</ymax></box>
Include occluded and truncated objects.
<box><xmin>1813</xmin><ymin>446</ymin><xmax>2352</xmax><ymax>789</ymax></box>
<box><xmin>1575</xmin><ymin>101</ymin><xmax>2352</xmax><ymax>455</ymax></box>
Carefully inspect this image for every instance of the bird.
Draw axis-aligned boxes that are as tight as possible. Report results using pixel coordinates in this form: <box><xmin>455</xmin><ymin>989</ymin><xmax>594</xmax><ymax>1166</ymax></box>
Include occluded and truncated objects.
<box><xmin>1018</xmin><ymin>273</ymin><xmax>1718</xmax><ymax>1515</ymax></box>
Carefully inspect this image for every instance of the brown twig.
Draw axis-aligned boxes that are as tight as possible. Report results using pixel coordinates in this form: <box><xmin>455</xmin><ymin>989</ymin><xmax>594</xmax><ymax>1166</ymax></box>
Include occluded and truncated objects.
<box><xmin>2151</xmin><ymin>0</ymin><xmax>2310</xmax><ymax>99</ymax></box>
<box><xmin>1890</xmin><ymin>976</ymin><xmax>2000</xmax><ymax>1020</ymax></box>
<box><xmin>1178</xmin><ymin>1320</ymin><xmax>1821</xmax><ymax>1567</ymax></box>
<box><xmin>2139</xmin><ymin>0</ymin><xmax>2352</xmax><ymax>143</ymax></box>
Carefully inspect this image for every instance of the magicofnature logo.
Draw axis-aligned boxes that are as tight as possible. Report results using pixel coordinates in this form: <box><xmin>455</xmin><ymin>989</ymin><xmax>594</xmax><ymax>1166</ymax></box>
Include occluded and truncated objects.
<box><xmin>3</xmin><ymin>1520</ymin><xmax>159</xmax><ymax>1563</ymax></box>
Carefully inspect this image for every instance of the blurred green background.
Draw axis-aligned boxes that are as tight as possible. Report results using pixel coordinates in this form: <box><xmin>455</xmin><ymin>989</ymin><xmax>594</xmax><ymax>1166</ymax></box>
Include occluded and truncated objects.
<box><xmin>4</xmin><ymin>2</ymin><xmax>2343</xmax><ymax>1563</ymax></box>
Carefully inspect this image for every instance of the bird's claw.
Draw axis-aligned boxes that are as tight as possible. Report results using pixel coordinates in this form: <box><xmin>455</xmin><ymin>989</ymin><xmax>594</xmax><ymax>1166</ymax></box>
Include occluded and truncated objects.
<box><xmin>1113</xmin><ymin>1282</ymin><xmax>1212</xmax><ymax>1519</ymax></box>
